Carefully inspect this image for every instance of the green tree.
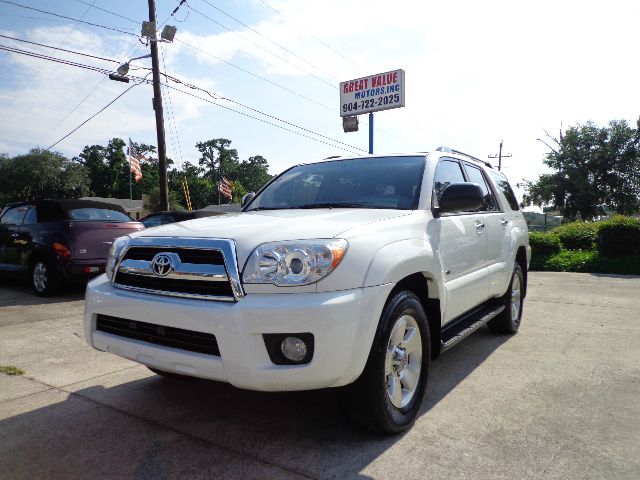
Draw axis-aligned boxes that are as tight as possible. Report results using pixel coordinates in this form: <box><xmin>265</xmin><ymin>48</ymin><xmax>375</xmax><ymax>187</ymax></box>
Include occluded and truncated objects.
<box><xmin>528</xmin><ymin>119</ymin><xmax>640</xmax><ymax>219</ymax></box>
<box><xmin>196</xmin><ymin>138</ymin><xmax>239</xmax><ymax>203</ymax></box>
<box><xmin>0</xmin><ymin>149</ymin><xmax>89</xmax><ymax>204</ymax></box>
<box><xmin>238</xmin><ymin>155</ymin><xmax>272</xmax><ymax>193</ymax></box>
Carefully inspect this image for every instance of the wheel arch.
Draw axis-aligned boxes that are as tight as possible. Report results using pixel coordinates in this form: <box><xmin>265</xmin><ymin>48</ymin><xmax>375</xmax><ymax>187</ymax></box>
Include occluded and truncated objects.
<box><xmin>515</xmin><ymin>246</ymin><xmax>528</xmax><ymax>298</ymax></box>
<box><xmin>389</xmin><ymin>273</ymin><xmax>442</xmax><ymax>360</ymax></box>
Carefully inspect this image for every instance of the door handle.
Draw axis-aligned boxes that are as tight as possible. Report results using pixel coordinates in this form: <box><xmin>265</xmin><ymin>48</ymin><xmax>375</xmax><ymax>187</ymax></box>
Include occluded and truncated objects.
<box><xmin>10</xmin><ymin>233</ymin><xmax>19</xmax><ymax>238</ymax></box>
<box><xmin>500</xmin><ymin>219</ymin><xmax>509</xmax><ymax>226</ymax></box>
<box><xmin>475</xmin><ymin>221</ymin><xmax>485</xmax><ymax>233</ymax></box>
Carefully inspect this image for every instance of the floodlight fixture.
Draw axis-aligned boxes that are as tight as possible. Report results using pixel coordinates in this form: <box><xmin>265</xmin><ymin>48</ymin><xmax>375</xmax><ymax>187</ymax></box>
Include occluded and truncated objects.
<box><xmin>111</xmin><ymin>54</ymin><xmax>151</xmax><ymax>82</ymax></box>
<box><xmin>117</xmin><ymin>63</ymin><xmax>129</xmax><ymax>76</ymax></box>
<box><xmin>160</xmin><ymin>25</ymin><xmax>177</xmax><ymax>42</ymax></box>
<box><xmin>342</xmin><ymin>116</ymin><xmax>359</xmax><ymax>133</ymax></box>
<box><xmin>141</xmin><ymin>21</ymin><xmax>156</xmax><ymax>39</ymax></box>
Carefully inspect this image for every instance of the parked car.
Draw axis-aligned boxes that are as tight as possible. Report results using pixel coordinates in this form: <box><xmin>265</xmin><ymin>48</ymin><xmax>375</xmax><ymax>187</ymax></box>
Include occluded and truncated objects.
<box><xmin>140</xmin><ymin>210</ymin><xmax>225</xmax><ymax>228</ymax></box>
<box><xmin>83</xmin><ymin>149</ymin><xmax>530</xmax><ymax>434</ymax></box>
<box><xmin>0</xmin><ymin>199</ymin><xmax>144</xmax><ymax>295</ymax></box>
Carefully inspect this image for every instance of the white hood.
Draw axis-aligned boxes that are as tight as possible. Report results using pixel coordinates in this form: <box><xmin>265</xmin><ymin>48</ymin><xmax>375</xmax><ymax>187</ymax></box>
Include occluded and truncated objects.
<box><xmin>134</xmin><ymin>209</ymin><xmax>412</xmax><ymax>263</ymax></box>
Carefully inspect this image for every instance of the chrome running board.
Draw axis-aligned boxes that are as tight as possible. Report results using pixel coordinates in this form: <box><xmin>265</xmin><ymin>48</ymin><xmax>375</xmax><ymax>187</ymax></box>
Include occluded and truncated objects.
<box><xmin>440</xmin><ymin>305</ymin><xmax>505</xmax><ymax>353</ymax></box>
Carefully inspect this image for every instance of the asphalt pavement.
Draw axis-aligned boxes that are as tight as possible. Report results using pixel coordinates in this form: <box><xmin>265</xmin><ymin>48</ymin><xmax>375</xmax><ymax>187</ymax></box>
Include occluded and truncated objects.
<box><xmin>1</xmin><ymin>272</ymin><xmax>639</xmax><ymax>480</ymax></box>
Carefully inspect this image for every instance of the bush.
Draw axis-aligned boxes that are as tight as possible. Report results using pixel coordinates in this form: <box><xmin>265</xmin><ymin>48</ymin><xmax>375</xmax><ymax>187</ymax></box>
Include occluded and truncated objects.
<box><xmin>543</xmin><ymin>250</ymin><xmax>597</xmax><ymax>272</ymax></box>
<box><xmin>597</xmin><ymin>216</ymin><xmax>640</xmax><ymax>257</ymax></box>
<box><xmin>529</xmin><ymin>232</ymin><xmax>562</xmax><ymax>257</ymax></box>
<box><xmin>551</xmin><ymin>222</ymin><xmax>599</xmax><ymax>250</ymax></box>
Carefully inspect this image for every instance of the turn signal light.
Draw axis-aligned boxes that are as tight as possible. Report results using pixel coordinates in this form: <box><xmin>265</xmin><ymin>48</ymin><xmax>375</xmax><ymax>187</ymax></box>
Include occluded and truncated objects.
<box><xmin>53</xmin><ymin>242</ymin><xmax>72</xmax><ymax>258</ymax></box>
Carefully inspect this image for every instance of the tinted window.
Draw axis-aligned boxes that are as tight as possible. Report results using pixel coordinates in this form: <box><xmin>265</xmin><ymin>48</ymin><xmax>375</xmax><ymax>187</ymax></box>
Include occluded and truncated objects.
<box><xmin>463</xmin><ymin>164</ymin><xmax>498</xmax><ymax>211</ymax></box>
<box><xmin>433</xmin><ymin>159</ymin><xmax>466</xmax><ymax>203</ymax></box>
<box><xmin>68</xmin><ymin>208</ymin><xmax>131</xmax><ymax>222</ymax></box>
<box><xmin>247</xmin><ymin>156</ymin><xmax>425</xmax><ymax>210</ymax></box>
<box><xmin>0</xmin><ymin>206</ymin><xmax>27</xmax><ymax>225</ymax></box>
<box><xmin>489</xmin><ymin>171</ymin><xmax>520</xmax><ymax>211</ymax></box>
<box><xmin>22</xmin><ymin>206</ymin><xmax>37</xmax><ymax>225</ymax></box>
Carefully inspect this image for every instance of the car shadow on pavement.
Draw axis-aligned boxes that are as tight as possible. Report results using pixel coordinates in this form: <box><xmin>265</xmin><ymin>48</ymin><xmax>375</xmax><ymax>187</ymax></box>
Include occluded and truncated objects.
<box><xmin>0</xmin><ymin>328</ymin><xmax>511</xmax><ymax>480</ymax></box>
<box><xmin>0</xmin><ymin>277</ymin><xmax>85</xmax><ymax>307</ymax></box>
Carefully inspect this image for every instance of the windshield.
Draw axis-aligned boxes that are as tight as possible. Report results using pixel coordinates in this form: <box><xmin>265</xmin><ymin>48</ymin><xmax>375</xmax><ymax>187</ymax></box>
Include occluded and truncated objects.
<box><xmin>68</xmin><ymin>208</ymin><xmax>132</xmax><ymax>222</ymax></box>
<box><xmin>246</xmin><ymin>156</ymin><xmax>425</xmax><ymax>211</ymax></box>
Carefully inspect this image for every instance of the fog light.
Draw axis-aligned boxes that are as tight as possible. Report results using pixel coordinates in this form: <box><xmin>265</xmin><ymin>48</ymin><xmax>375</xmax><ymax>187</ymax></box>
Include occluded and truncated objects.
<box><xmin>280</xmin><ymin>336</ymin><xmax>307</xmax><ymax>362</ymax></box>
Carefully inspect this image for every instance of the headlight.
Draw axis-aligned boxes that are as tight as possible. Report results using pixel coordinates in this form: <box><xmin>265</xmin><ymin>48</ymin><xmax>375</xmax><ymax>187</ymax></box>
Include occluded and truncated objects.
<box><xmin>243</xmin><ymin>239</ymin><xmax>348</xmax><ymax>286</ymax></box>
<box><xmin>105</xmin><ymin>236</ymin><xmax>130</xmax><ymax>280</ymax></box>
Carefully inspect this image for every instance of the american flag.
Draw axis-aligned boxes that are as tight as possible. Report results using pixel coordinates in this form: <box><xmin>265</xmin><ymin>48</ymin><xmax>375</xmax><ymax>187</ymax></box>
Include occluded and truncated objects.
<box><xmin>127</xmin><ymin>138</ymin><xmax>143</xmax><ymax>183</ymax></box>
<box><xmin>218</xmin><ymin>176</ymin><xmax>232</xmax><ymax>200</ymax></box>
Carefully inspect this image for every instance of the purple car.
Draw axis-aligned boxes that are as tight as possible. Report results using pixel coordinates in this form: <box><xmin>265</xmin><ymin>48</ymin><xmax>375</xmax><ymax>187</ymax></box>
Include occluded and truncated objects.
<box><xmin>0</xmin><ymin>199</ymin><xmax>144</xmax><ymax>295</ymax></box>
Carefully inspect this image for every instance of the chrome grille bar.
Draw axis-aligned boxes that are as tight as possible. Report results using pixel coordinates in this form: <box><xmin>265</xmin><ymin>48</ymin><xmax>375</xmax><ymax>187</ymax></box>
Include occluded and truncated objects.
<box><xmin>112</xmin><ymin>237</ymin><xmax>245</xmax><ymax>301</ymax></box>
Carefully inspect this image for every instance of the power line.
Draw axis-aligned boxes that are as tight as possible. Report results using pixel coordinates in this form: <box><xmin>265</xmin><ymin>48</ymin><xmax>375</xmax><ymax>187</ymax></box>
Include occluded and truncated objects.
<box><xmin>199</xmin><ymin>0</ymin><xmax>339</xmax><ymax>82</ymax></box>
<box><xmin>0</xmin><ymin>33</ymin><xmax>123</xmax><ymax>64</ymax></box>
<box><xmin>185</xmin><ymin>2</ymin><xmax>336</xmax><ymax>90</ymax></box>
<box><xmin>161</xmin><ymin>46</ymin><xmax>185</xmax><ymax>167</ymax></box>
<box><xmin>37</xmin><ymin>5</ymin><xmax>178</xmax><ymax>146</ymax></box>
<box><xmin>0</xmin><ymin>0</ymin><xmax>140</xmax><ymax>37</ymax></box>
<box><xmin>165</xmin><ymin>83</ymin><xmax>363</xmax><ymax>155</ymax></box>
<box><xmin>71</xmin><ymin>0</ymin><xmax>139</xmax><ymax>25</ymax></box>
<box><xmin>46</xmin><ymin>84</ymin><xmax>139</xmax><ymax>150</ymax></box>
<box><xmin>158</xmin><ymin>73</ymin><xmax>366</xmax><ymax>153</ymax></box>
<box><xmin>1</xmin><ymin>41</ymin><xmax>363</xmax><ymax>155</ymax></box>
<box><xmin>256</xmin><ymin>0</ymin><xmax>364</xmax><ymax>72</ymax></box>
<box><xmin>174</xmin><ymin>38</ymin><xmax>333</xmax><ymax>112</ymax></box>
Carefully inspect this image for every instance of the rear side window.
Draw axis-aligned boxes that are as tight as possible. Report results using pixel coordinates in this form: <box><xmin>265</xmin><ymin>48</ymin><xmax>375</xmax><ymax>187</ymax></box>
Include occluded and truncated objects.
<box><xmin>433</xmin><ymin>159</ymin><xmax>466</xmax><ymax>203</ymax></box>
<box><xmin>0</xmin><ymin>206</ymin><xmax>27</xmax><ymax>225</ymax></box>
<box><xmin>489</xmin><ymin>171</ymin><xmax>520</xmax><ymax>211</ymax></box>
<box><xmin>462</xmin><ymin>163</ymin><xmax>498</xmax><ymax>211</ymax></box>
<box><xmin>68</xmin><ymin>208</ymin><xmax>131</xmax><ymax>222</ymax></box>
<box><xmin>22</xmin><ymin>207</ymin><xmax>37</xmax><ymax>225</ymax></box>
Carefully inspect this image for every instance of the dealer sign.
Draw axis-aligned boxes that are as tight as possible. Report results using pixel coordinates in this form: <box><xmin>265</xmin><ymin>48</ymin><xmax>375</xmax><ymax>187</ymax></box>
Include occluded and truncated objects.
<box><xmin>340</xmin><ymin>69</ymin><xmax>405</xmax><ymax>117</ymax></box>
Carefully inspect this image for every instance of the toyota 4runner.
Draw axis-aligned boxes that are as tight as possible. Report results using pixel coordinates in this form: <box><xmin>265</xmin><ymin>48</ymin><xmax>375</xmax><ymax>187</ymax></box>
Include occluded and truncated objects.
<box><xmin>83</xmin><ymin>148</ymin><xmax>530</xmax><ymax>434</ymax></box>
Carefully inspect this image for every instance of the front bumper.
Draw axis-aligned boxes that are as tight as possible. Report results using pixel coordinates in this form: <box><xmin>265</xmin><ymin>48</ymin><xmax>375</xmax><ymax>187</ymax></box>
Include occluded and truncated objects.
<box><xmin>84</xmin><ymin>274</ymin><xmax>394</xmax><ymax>391</ymax></box>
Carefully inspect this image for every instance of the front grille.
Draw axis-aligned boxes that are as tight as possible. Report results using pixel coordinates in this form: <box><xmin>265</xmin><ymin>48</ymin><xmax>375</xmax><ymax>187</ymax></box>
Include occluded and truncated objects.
<box><xmin>115</xmin><ymin>272</ymin><xmax>234</xmax><ymax>297</ymax></box>
<box><xmin>96</xmin><ymin>314</ymin><xmax>220</xmax><ymax>356</ymax></box>
<box><xmin>113</xmin><ymin>240</ymin><xmax>240</xmax><ymax>301</ymax></box>
<box><xmin>123</xmin><ymin>247</ymin><xmax>224</xmax><ymax>265</ymax></box>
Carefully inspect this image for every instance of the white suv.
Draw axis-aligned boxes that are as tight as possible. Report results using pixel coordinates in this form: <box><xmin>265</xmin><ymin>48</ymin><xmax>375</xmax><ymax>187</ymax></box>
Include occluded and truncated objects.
<box><xmin>84</xmin><ymin>148</ymin><xmax>530</xmax><ymax>434</ymax></box>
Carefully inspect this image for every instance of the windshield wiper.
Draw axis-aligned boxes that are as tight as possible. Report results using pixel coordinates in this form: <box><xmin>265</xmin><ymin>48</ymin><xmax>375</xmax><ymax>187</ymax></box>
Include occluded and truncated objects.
<box><xmin>295</xmin><ymin>202</ymin><xmax>371</xmax><ymax>209</ymax></box>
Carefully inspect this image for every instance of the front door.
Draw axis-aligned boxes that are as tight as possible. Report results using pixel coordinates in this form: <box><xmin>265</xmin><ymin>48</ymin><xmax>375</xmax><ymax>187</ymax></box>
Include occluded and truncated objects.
<box><xmin>0</xmin><ymin>205</ymin><xmax>28</xmax><ymax>270</ymax></box>
<box><xmin>431</xmin><ymin>158</ymin><xmax>489</xmax><ymax>323</ymax></box>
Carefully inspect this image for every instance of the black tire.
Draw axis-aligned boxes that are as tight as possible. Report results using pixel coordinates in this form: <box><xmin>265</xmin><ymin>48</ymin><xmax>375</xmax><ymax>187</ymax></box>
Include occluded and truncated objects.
<box><xmin>29</xmin><ymin>258</ymin><xmax>59</xmax><ymax>296</ymax></box>
<box><xmin>338</xmin><ymin>290</ymin><xmax>430</xmax><ymax>435</ymax></box>
<box><xmin>488</xmin><ymin>263</ymin><xmax>524</xmax><ymax>334</ymax></box>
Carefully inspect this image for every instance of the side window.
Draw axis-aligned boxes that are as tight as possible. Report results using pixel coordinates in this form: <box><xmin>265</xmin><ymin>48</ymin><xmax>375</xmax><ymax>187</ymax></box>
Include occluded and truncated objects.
<box><xmin>0</xmin><ymin>206</ymin><xmax>27</xmax><ymax>226</ymax></box>
<box><xmin>433</xmin><ymin>159</ymin><xmax>466</xmax><ymax>204</ymax></box>
<box><xmin>463</xmin><ymin>164</ymin><xmax>498</xmax><ymax>211</ymax></box>
<box><xmin>22</xmin><ymin>207</ymin><xmax>37</xmax><ymax>225</ymax></box>
<box><xmin>489</xmin><ymin>171</ymin><xmax>520</xmax><ymax>211</ymax></box>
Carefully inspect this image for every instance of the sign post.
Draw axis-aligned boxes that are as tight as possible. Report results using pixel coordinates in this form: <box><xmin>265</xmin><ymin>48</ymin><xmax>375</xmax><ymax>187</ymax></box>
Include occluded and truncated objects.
<box><xmin>340</xmin><ymin>69</ymin><xmax>405</xmax><ymax>154</ymax></box>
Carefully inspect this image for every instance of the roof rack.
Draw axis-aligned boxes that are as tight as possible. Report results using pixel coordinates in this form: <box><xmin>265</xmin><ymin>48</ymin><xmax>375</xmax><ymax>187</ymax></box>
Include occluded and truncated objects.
<box><xmin>435</xmin><ymin>146</ymin><xmax>493</xmax><ymax>169</ymax></box>
<box><xmin>323</xmin><ymin>155</ymin><xmax>342</xmax><ymax>160</ymax></box>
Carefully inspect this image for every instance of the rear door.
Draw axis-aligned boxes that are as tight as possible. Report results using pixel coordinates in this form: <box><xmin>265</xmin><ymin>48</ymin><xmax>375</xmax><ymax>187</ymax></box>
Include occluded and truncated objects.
<box><xmin>432</xmin><ymin>158</ymin><xmax>488</xmax><ymax>323</ymax></box>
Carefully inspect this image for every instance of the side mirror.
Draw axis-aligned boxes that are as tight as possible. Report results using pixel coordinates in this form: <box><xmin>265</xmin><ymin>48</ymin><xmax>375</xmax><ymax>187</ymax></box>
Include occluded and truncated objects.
<box><xmin>241</xmin><ymin>192</ymin><xmax>255</xmax><ymax>208</ymax></box>
<box><xmin>438</xmin><ymin>183</ymin><xmax>484</xmax><ymax>214</ymax></box>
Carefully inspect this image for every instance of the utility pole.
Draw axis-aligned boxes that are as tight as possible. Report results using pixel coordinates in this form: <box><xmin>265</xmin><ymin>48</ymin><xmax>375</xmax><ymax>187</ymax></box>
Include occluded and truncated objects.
<box><xmin>488</xmin><ymin>139</ymin><xmax>512</xmax><ymax>171</ymax></box>
<box><xmin>148</xmin><ymin>0</ymin><xmax>169</xmax><ymax>211</ymax></box>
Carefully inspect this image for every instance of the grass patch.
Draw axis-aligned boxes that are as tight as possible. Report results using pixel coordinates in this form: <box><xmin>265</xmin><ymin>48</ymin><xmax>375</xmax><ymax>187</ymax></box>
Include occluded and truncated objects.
<box><xmin>0</xmin><ymin>365</ymin><xmax>25</xmax><ymax>376</ymax></box>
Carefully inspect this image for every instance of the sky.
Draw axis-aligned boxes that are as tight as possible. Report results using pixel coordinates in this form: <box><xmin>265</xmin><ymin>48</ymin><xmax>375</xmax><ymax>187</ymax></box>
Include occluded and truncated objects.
<box><xmin>1</xmin><ymin>0</ymin><xmax>639</xmax><ymax>204</ymax></box>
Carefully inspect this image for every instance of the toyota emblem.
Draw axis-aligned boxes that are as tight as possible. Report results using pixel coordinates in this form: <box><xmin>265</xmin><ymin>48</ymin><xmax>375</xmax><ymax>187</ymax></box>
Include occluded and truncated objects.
<box><xmin>151</xmin><ymin>254</ymin><xmax>174</xmax><ymax>277</ymax></box>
